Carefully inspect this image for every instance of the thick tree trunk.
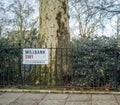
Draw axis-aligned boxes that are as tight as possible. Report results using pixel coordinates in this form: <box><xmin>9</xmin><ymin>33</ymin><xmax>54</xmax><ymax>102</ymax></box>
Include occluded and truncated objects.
<box><xmin>38</xmin><ymin>0</ymin><xmax>70</xmax><ymax>82</ymax></box>
<box><xmin>39</xmin><ymin>0</ymin><xmax>70</xmax><ymax>48</ymax></box>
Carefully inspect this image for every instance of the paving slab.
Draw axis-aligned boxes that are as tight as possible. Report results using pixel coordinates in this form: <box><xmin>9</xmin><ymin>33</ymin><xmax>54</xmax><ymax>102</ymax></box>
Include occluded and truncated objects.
<box><xmin>114</xmin><ymin>95</ymin><xmax>120</xmax><ymax>105</ymax></box>
<box><xmin>10</xmin><ymin>93</ymin><xmax>46</xmax><ymax>105</ymax></box>
<box><xmin>92</xmin><ymin>101</ymin><xmax>118</xmax><ymax>105</ymax></box>
<box><xmin>0</xmin><ymin>92</ymin><xmax>120</xmax><ymax>105</ymax></box>
<box><xmin>92</xmin><ymin>94</ymin><xmax>116</xmax><ymax>101</ymax></box>
<box><xmin>38</xmin><ymin>94</ymin><xmax>68</xmax><ymax>105</ymax></box>
<box><xmin>0</xmin><ymin>92</ymin><xmax>4</xmax><ymax>96</ymax></box>
<box><xmin>92</xmin><ymin>94</ymin><xmax>118</xmax><ymax>105</ymax></box>
<box><xmin>44</xmin><ymin>94</ymin><xmax>68</xmax><ymax>100</ymax></box>
<box><xmin>68</xmin><ymin>94</ymin><xmax>91</xmax><ymax>102</ymax></box>
<box><xmin>65</xmin><ymin>102</ymin><xmax>91</xmax><ymax>105</ymax></box>
<box><xmin>39</xmin><ymin>100</ymin><xmax>65</xmax><ymax>105</ymax></box>
<box><xmin>0</xmin><ymin>92</ymin><xmax>23</xmax><ymax>105</ymax></box>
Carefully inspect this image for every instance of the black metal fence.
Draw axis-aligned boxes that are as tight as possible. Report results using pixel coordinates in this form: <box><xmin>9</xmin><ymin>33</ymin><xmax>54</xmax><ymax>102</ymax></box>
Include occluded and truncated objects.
<box><xmin>0</xmin><ymin>42</ymin><xmax>21</xmax><ymax>86</ymax></box>
<box><xmin>0</xmin><ymin>43</ymin><xmax>120</xmax><ymax>90</ymax></box>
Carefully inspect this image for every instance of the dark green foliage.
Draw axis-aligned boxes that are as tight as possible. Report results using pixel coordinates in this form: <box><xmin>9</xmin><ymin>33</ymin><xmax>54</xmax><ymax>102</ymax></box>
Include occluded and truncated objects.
<box><xmin>0</xmin><ymin>39</ymin><xmax>19</xmax><ymax>86</ymax></box>
<box><xmin>0</xmin><ymin>36</ymin><xmax>119</xmax><ymax>89</ymax></box>
<box><xmin>71</xmin><ymin>36</ymin><xmax>119</xmax><ymax>88</ymax></box>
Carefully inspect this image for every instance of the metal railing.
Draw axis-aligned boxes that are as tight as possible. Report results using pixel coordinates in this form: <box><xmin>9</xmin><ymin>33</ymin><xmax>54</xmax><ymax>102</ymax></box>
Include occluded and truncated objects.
<box><xmin>0</xmin><ymin>42</ymin><xmax>21</xmax><ymax>86</ymax></box>
<box><xmin>0</xmin><ymin>43</ymin><xmax>120</xmax><ymax>90</ymax></box>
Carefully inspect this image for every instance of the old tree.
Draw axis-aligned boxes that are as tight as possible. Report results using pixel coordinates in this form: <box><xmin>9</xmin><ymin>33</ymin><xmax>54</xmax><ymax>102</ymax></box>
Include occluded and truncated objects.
<box><xmin>38</xmin><ymin>0</ymin><xmax>70</xmax><ymax>81</ymax></box>
<box><xmin>39</xmin><ymin>0</ymin><xmax>70</xmax><ymax>48</ymax></box>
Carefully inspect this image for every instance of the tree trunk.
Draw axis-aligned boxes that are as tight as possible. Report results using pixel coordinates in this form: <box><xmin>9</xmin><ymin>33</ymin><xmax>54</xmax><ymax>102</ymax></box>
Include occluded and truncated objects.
<box><xmin>38</xmin><ymin>0</ymin><xmax>70</xmax><ymax>48</ymax></box>
<box><xmin>38</xmin><ymin>0</ymin><xmax>70</xmax><ymax>82</ymax></box>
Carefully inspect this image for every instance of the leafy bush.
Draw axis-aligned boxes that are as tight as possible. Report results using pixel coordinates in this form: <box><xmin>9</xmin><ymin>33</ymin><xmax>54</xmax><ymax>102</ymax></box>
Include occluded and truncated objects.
<box><xmin>0</xmin><ymin>39</ymin><xmax>20</xmax><ymax>85</ymax></box>
<box><xmin>71</xmin><ymin>36</ymin><xmax>119</xmax><ymax>88</ymax></box>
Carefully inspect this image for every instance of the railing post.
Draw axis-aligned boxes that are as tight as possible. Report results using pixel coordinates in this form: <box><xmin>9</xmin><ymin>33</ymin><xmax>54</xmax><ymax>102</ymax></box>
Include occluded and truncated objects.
<box><xmin>55</xmin><ymin>47</ymin><xmax>58</xmax><ymax>85</ymax></box>
<box><xmin>18</xmin><ymin>41</ymin><xmax>22</xmax><ymax>86</ymax></box>
<box><xmin>60</xmin><ymin>47</ymin><xmax>63</xmax><ymax>85</ymax></box>
<box><xmin>114</xmin><ymin>48</ymin><xmax>118</xmax><ymax>90</ymax></box>
<box><xmin>50</xmin><ymin>43</ymin><xmax>52</xmax><ymax>87</ymax></box>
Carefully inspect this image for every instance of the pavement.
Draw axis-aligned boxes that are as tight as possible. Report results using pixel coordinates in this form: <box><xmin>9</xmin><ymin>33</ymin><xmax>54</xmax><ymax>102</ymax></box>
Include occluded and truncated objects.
<box><xmin>0</xmin><ymin>91</ymin><xmax>120</xmax><ymax>105</ymax></box>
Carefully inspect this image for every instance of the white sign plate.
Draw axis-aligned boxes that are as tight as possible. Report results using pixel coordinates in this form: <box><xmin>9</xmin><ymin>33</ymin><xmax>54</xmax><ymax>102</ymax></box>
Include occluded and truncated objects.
<box><xmin>23</xmin><ymin>49</ymin><xmax>48</xmax><ymax>64</ymax></box>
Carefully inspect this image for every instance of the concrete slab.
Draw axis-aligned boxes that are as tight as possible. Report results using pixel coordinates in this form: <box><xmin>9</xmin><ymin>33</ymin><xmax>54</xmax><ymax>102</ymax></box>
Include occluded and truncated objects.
<box><xmin>38</xmin><ymin>94</ymin><xmax>68</xmax><ymax>105</ymax></box>
<box><xmin>92</xmin><ymin>94</ymin><xmax>118</xmax><ymax>105</ymax></box>
<box><xmin>0</xmin><ymin>92</ymin><xmax>120</xmax><ymax>105</ymax></box>
<box><xmin>44</xmin><ymin>94</ymin><xmax>68</xmax><ymax>100</ymax></box>
<box><xmin>92</xmin><ymin>94</ymin><xmax>115</xmax><ymax>101</ymax></box>
<box><xmin>9</xmin><ymin>93</ymin><xmax>46</xmax><ymax>105</ymax></box>
<box><xmin>39</xmin><ymin>100</ymin><xmax>65</xmax><ymax>105</ymax></box>
<box><xmin>68</xmin><ymin>94</ymin><xmax>91</xmax><ymax>102</ymax></box>
<box><xmin>0</xmin><ymin>92</ymin><xmax>23</xmax><ymax>105</ymax></box>
<box><xmin>92</xmin><ymin>101</ymin><xmax>118</xmax><ymax>105</ymax></box>
<box><xmin>0</xmin><ymin>92</ymin><xmax>4</xmax><ymax>95</ymax></box>
<box><xmin>114</xmin><ymin>95</ymin><xmax>120</xmax><ymax>104</ymax></box>
<box><xmin>65</xmin><ymin>102</ymin><xmax>91</xmax><ymax>105</ymax></box>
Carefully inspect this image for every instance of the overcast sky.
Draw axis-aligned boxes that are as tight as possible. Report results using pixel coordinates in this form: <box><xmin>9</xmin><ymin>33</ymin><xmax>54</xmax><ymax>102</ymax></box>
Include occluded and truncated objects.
<box><xmin>0</xmin><ymin>0</ymin><xmax>118</xmax><ymax>38</ymax></box>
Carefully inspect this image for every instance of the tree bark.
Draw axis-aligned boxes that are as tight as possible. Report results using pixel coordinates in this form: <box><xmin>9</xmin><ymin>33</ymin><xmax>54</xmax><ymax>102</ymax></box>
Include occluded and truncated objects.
<box><xmin>38</xmin><ymin>0</ymin><xmax>70</xmax><ymax>82</ymax></box>
<box><xmin>39</xmin><ymin>0</ymin><xmax>70</xmax><ymax>48</ymax></box>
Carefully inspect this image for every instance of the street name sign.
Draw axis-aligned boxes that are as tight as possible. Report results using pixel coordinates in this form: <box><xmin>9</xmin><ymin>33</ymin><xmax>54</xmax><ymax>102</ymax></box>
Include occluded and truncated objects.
<box><xmin>23</xmin><ymin>48</ymin><xmax>48</xmax><ymax>64</ymax></box>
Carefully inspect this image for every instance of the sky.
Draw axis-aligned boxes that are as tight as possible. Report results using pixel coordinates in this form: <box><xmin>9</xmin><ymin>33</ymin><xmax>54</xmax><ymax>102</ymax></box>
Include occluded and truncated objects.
<box><xmin>69</xmin><ymin>12</ymin><xmax>118</xmax><ymax>39</ymax></box>
<box><xmin>0</xmin><ymin>0</ymin><xmax>39</xmax><ymax>37</ymax></box>
<box><xmin>0</xmin><ymin>0</ymin><xmax>119</xmax><ymax>38</ymax></box>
